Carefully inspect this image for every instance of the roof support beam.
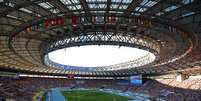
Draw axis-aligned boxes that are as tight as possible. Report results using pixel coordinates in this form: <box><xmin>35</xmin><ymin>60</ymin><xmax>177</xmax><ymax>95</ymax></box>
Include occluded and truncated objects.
<box><xmin>0</xmin><ymin>0</ymin><xmax>54</xmax><ymax>17</ymax></box>
<box><xmin>106</xmin><ymin>0</ymin><xmax>111</xmax><ymax>15</ymax></box>
<box><xmin>124</xmin><ymin>0</ymin><xmax>143</xmax><ymax>16</ymax></box>
<box><xmin>161</xmin><ymin>1</ymin><xmax>201</xmax><ymax>19</ymax></box>
<box><xmin>141</xmin><ymin>0</ymin><xmax>181</xmax><ymax>16</ymax></box>
<box><xmin>79</xmin><ymin>0</ymin><xmax>91</xmax><ymax>16</ymax></box>
<box><xmin>49</xmin><ymin>0</ymin><xmax>72</xmax><ymax>15</ymax></box>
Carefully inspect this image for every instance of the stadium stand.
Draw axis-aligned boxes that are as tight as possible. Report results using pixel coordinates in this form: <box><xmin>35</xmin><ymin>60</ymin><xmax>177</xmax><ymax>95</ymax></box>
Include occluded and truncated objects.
<box><xmin>0</xmin><ymin>77</ymin><xmax>201</xmax><ymax>101</ymax></box>
<box><xmin>0</xmin><ymin>0</ymin><xmax>201</xmax><ymax>101</ymax></box>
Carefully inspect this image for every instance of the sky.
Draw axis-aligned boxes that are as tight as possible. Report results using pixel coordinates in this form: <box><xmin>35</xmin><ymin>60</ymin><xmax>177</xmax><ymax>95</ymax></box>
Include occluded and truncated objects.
<box><xmin>48</xmin><ymin>45</ymin><xmax>150</xmax><ymax>67</ymax></box>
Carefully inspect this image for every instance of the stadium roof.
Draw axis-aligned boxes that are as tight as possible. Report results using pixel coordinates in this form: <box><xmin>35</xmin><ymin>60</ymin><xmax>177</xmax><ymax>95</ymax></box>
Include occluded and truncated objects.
<box><xmin>0</xmin><ymin>0</ymin><xmax>201</xmax><ymax>77</ymax></box>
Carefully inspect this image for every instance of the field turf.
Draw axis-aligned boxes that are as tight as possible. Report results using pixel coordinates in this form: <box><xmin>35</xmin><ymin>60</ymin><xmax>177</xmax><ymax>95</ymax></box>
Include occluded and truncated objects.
<box><xmin>61</xmin><ymin>90</ymin><xmax>130</xmax><ymax>101</ymax></box>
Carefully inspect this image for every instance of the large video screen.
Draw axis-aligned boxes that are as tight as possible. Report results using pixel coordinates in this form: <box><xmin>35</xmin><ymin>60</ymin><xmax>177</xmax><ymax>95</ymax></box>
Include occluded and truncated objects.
<box><xmin>130</xmin><ymin>75</ymin><xmax>143</xmax><ymax>85</ymax></box>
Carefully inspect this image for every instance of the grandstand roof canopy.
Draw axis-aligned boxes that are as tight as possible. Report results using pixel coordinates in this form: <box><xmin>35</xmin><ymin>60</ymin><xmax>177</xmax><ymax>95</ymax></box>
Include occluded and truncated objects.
<box><xmin>0</xmin><ymin>0</ymin><xmax>201</xmax><ymax>77</ymax></box>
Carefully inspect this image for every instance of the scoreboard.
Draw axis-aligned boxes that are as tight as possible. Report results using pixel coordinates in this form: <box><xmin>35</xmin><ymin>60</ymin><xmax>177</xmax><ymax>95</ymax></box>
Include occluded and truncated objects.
<box><xmin>130</xmin><ymin>75</ymin><xmax>143</xmax><ymax>85</ymax></box>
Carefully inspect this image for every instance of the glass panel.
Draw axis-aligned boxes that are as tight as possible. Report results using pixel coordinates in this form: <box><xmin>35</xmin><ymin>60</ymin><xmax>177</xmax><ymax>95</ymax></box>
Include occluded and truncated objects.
<box><xmin>5</xmin><ymin>2</ymin><xmax>15</xmax><ymax>7</ymax></box>
<box><xmin>49</xmin><ymin>8</ymin><xmax>60</xmax><ymax>14</ymax></box>
<box><xmin>135</xmin><ymin>7</ymin><xmax>147</xmax><ymax>12</ymax></box>
<box><xmin>164</xmin><ymin>5</ymin><xmax>178</xmax><ymax>12</ymax></box>
<box><xmin>19</xmin><ymin>8</ymin><xmax>33</xmax><ymax>14</ymax></box>
<box><xmin>182</xmin><ymin>12</ymin><xmax>195</xmax><ymax>17</ymax></box>
<box><xmin>119</xmin><ymin>5</ymin><xmax>128</xmax><ymax>9</ymax></box>
<box><xmin>111</xmin><ymin>0</ymin><xmax>122</xmax><ymax>3</ymax></box>
<box><xmin>155</xmin><ymin>12</ymin><xmax>164</xmax><ymax>16</ymax></box>
<box><xmin>38</xmin><ymin>2</ymin><xmax>53</xmax><ymax>9</ymax></box>
<box><xmin>71</xmin><ymin>0</ymin><xmax>80</xmax><ymax>4</ymax></box>
<box><xmin>86</xmin><ymin>0</ymin><xmax>107</xmax><ymax>2</ymax></box>
<box><xmin>122</xmin><ymin>0</ymin><xmax>132</xmax><ymax>3</ymax></box>
<box><xmin>60</xmin><ymin>0</ymin><xmax>72</xmax><ymax>5</ymax></box>
<box><xmin>182</xmin><ymin>0</ymin><xmax>194</xmax><ymax>4</ymax></box>
<box><xmin>110</xmin><ymin>4</ymin><xmax>119</xmax><ymax>9</ymax></box>
<box><xmin>7</xmin><ymin>15</ymin><xmax>21</xmax><ymax>20</ymax></box>
<box><xmin>60</xmin><ymin>0</ymin><xmax>82</xmax><ymax>10</ymax></box>
<box><xmin>88</xmin><ymin>4</ymin><xmax>106</xmax><ymax>9</ymax></box>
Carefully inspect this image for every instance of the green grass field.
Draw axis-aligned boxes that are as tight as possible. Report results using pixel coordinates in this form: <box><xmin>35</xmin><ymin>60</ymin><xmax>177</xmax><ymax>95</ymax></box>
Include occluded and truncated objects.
<box><xmin>61</xmin><ymin>90</ymin><xmax>130</xmax><ymax>101</ymax></box>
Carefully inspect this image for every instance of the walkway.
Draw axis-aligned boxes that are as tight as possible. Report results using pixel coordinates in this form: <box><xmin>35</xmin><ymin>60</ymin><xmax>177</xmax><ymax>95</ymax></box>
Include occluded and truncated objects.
<box><xmin>46</xmin><ymin>89</ymin><xmax>67</xmax><ymax>101</ymax></box>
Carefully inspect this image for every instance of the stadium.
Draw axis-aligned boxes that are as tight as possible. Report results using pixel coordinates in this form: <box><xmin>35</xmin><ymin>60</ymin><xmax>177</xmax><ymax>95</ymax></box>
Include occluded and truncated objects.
<box><xmin>0</xmin><ymin>0</ymin><xmax>201</xmax><ymax>101</ymax></box>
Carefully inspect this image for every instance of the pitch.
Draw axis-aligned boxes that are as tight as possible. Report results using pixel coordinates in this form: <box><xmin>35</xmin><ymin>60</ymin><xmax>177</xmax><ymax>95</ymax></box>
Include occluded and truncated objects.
<box><xmin>61</xmin><ymin>90</ymin><xmax>130</xmax><ymax>101</ymax></box>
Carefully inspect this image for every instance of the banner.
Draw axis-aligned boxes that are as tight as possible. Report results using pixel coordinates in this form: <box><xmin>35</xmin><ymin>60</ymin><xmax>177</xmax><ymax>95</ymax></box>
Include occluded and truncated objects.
<box><xmin>108</xmin><ymin>16</ymin><xmax>116</xmax><ymax>23</ymax></box>
<box><xmin>71</xmin><ymin>16</ymin><xmax>79</xmax><ymax>25</ymax></box>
